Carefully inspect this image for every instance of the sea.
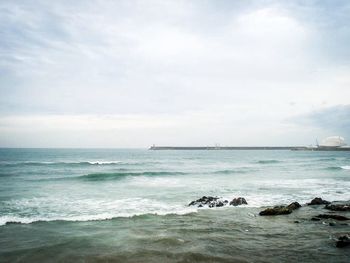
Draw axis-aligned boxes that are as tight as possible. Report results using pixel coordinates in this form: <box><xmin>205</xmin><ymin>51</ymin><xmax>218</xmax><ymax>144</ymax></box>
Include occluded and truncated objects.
<box><xmin>0</xmin><ymin>148</ymin><xmax>349</xmax><ymax>262</ymax></box>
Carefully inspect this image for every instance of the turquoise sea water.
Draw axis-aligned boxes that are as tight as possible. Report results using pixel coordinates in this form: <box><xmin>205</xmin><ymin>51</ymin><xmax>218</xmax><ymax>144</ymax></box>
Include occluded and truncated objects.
<box><xmin>0</xmin><ymin>149</ymin><xmax>349</xmax><ymax>262</ymax></box>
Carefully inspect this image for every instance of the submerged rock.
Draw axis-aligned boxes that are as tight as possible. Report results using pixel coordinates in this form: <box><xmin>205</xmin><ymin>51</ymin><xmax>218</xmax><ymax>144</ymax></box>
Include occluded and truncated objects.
<box><xmin>316</xmin><ymin>214</ymin><xmax>349</xmax><ymax>221</ymax></box>
<box><xmin>307</xmin><ymin>197</ymin><xmax>330</xmax><ymax>206</ymax></box>
<box><xmin>336</xmin><ymin>235</ymin><xmax>350</xmax><ymax>248</ymax></box>
<box><xmin>229</xmin><ymin>197</ymin><xmax>248</xmax><ymax>206</ymax></box>
<box><xmin>325</xmin><ymin>202</ymin><xmax>350</xmax><ymax>212</ymax></box>
<box><xmin>259</xmin><ymin>202</ymin><xmax>301</xmax><ymax>216</ymax></box>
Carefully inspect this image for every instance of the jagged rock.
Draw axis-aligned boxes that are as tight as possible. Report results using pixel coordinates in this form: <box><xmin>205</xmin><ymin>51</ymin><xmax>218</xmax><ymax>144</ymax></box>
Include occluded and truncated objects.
<box><xmin>259</xmin><ymin>202</ymin><xmax>301</xmax><ymax>216</ymax></box>
<box><xmin>287</xmin><ymin>202</ymin><xmax>301</xmax><ymax>210</ymax></box>
<box><xmin>189</xmin><ymin>196</ymin><xmax>248</xmax><ymax>208</ymax></box>
<box><xmin>189</xmin><ymin>196</ymin><xmax>224</xmax><ymax>208</ymax></box>
<box><xmin>259</xmin><ymin>206</ymin><xmax>292</xmax><ymax>216</ymax></box>
<box><xmin>316</xmin><ymin>214</ymin><xmax>349</xmax><ymax>221</ymax></box>
<box><xmin>229</xmin><ymin>197</ymin><xmax>248</xmax><ymax>206</ymax></box>
<box><xmin>307</xmin><ymin>197</ymin><xmax>330</xmax><ymax>205</ymax></box>
<box><xmin>336</xmin><ymin>235</ymin><xmax>350</xmax><ymax>248</ymax></box>
<box><xmin>325</xmin><ymin>202</ymin><xmax>350</xmax><ymax>211</ymax></box>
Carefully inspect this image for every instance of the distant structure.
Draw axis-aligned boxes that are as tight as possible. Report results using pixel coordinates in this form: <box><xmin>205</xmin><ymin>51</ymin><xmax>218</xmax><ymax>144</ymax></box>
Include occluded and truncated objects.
<box><xmin>149</xmin><ymin>136</ymin><xmax>350</xmax><ymax>151</ymax></box>
<box><xmin>318</xmin><ymin>136</ymin><xmax>347</xmax><ymax>149</ymax></box>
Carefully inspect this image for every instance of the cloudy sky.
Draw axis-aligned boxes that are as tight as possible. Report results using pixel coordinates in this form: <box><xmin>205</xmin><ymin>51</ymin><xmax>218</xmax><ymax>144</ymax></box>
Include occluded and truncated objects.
<box><xmin>0</xmin><ymin>0</ymin><xmax>349</xmax><ymax>148</ymax></box>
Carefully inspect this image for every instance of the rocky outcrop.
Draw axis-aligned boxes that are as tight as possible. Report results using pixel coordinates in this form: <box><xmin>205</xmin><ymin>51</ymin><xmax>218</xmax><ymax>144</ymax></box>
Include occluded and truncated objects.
<box><xmin>325</xmin><ymin>202</ymin><xmax>350</xmax><ymax>211</ymax></box>
<box><xmin>229</xmin><ymin>197</ymin><xmax>248</xmax><ymax>206</ymax></box>
<box><xmin>188</xmin><ymin>196</ymin><xmax>247</xmax><ymax>208</ymax></box>
<box><xmin>315</xmin><ymin>214</ymin><xmax>349</xmax><ymax>221</ymax></box>
<box><xmin>336</xmin><ymin>235</ymin><xmax>350</xmax><ymax>248</ymax></box>
<box><xmin>259</xmin><ymin>202</ymin><xmax>301</xmax><ymax>216</ymax></box>
<box><xmin>287</xmin><ymin>202</ymin><xmax>301</xmax><ymax>210</ymax></box>
<box><xmin>189</xmin><ymin>196</ymin><xmax>218</xmax><ymax>207</ymax></box>
<box><xmin>307</xmin><ymin>197</ymin><xmax>330</xmax><ymax>205</ymax></box>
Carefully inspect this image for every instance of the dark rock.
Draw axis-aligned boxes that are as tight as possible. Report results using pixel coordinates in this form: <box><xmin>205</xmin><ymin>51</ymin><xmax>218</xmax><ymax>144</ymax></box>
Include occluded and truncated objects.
<box><xmin>287</xmin><ymin>202</ymin><xmax>301</xmax><ymax>210</ymax></box>
<box><xmin>329</xmin><ymin>222</ymin><xmax>336</xmax><ymax>226</ymax></box>
<box><xmin>325</xmin><ymin>202</ymin><xmax>350</xmax><ymax>212</ymax></box>
<box><xmin>307</xmin><ymin>197</ymin><xmax>330</xmax><ymax>205</ymax></box>
<box><xmin>189</xmin><ymin>196</ymin><xmax>248</xmax><ymax>208</ymax></box>
<box><xmin>259</xmin><ymin>206</ymin><xmax>292</xmax><ymax>216</ymax></box>
<box><xmin>294</xmin><ymin>220</ymin><xmax>300</xmax><ymax>223</ymax></box>
<box><xmin>336</xmin><ymin>235</ymin><xmax>350</xmax><ymax>248</ymax></box>
<box><xmin>311</xmin><ymin>217</ymin><xmax>321</xmax><ymax>221</ymax></box>
<box><xmin>229</xmin><ymin>197</ymin><xmax>248</xmax><ymax>206</ymax></box>
<box><xmin>316</xmin><ymin>214</ymin><xmax>349</xmax><ymax>221</ymax></box>
<box><xmin>259</xmin><ymin>202</ymin><xmax>300</xmax><ymax>216</ymax></box>
<box><xmin>189</xmin><ymin>196</ymin><xmax>224</xmax><ymax>208</ymax></box>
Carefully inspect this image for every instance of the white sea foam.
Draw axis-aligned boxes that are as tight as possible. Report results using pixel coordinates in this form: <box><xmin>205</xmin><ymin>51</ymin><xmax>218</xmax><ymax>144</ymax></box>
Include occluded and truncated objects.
<box><xmin>87</xmin><ymin>161</ymin><xmax>122</xmax><ymax>165</ymax></box>
<box><xmin>341</xmin><ymin>165</ymin><xmax>350</xmax><ymax>170</ymax></box>
<box><xmin>0</xmin><ymin>197</ymin><xmax>198</xmax><ymax>226</ymax></box>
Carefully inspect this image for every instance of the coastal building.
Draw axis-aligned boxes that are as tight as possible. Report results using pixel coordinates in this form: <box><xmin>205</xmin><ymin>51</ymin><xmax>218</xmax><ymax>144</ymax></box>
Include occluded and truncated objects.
<box><xmin>318</xmin><ymin>136</ymin><xmax>347</xmax><ymax>149</ymax></box>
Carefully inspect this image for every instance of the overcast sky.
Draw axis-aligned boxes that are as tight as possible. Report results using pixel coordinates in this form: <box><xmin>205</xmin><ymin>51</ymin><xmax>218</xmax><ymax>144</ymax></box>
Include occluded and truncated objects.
<box><xmin>0</xmin><ymin>0</ymin><xmax>349</xmax><ymax>148</ymax></box>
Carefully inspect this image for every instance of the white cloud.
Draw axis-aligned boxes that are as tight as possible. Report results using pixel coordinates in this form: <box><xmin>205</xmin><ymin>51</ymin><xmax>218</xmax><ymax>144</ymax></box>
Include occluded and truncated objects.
<box><xmin>0</xmin><ymin>0</ymin><xmax>349</xmax><ymax>147</ymax></box>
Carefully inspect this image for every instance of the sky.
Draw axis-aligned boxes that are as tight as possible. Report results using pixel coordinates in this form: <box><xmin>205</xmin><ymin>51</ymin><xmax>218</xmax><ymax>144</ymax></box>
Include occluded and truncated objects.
<box><xmin>0</xmin><ymin>0</ymin><xmax>349</xmax><ymax>148</ymax></box>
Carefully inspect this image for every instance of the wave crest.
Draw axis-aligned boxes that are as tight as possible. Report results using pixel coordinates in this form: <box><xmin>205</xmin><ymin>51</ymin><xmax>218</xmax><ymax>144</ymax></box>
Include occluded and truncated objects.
<box><xmin>78</xmin><ymin>171</ymin><xmax>186</xmax><ymax>181</ymax></box>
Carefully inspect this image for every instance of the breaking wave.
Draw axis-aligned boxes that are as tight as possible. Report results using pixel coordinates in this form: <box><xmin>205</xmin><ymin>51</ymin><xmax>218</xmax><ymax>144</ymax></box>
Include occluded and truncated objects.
<box><xmin>0</xmin><ymin>161</ymin><xmax>155</xmax><ymax>167</ymax></box>
<box><xmin>77</xmin><ymin>171</ymin><xmax>187</xmax><ymax>181</ymax></box>
<box><xmin>324</xmin><ymin>166</ymin><xmax>350</xmax><ymax>171</ymax></box>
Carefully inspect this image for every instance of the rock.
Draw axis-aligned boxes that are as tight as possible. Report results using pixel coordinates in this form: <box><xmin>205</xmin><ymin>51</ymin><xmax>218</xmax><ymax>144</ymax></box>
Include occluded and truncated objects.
<box><xmin>316</xmin><ymin>214</ymin><xmax>349</xmax><ymax>221</ymax></box>
<box><xmin>259</xmin><ymin>202</ymin><xmax>300</xmax><ymax>216</ymax></box>
<box><xmin>287</xmin><ymin>202</ymin><xmax>301</xmax><ymax>210</ymax></box>
<box><xmin>336</xmin><ymin>235</ymin><xmax>350</xmax><ymax>248</ymax></box>
<box><xmin>259</xmin><ymin>206</ymin><xmax>292</xmax><ymax>216</ymax></box>
<box><xmin>307</xmin><ymin>197</ymin><xmax>330</xmax><ymax>205</ymax></box>
<box><xmin>189</xmin><ymin>196</ymin><xmax>224</xmax><ymax>208</ymax></box>
<box><xmin>189</xmin><ymin>196</ymin><xmax>248</xmax><ymax>208</ymax></box>
<box><xmin>329</xmin><ymin>222</ymin><xmax>336</xmax><ymax>226</ymax></box>
<box><xmin>325</xmin><ymin>202</ymin><xmax>350</xmax><ymax>212</ymax></box>
<box><xmin>229</xmin><ymin>197</ymin><xmax>248</xmax><ymax>206</ymax></box>
<box><xmin>294</xmin><ymin>220</ymin><xmax>300</xmax><ymax>223</ymax></box>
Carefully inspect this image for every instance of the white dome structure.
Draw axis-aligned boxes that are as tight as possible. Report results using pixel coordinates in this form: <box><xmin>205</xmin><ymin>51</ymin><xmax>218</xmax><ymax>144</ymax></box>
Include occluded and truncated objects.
<box><xmin>319</xmin><ymin>136</ymin><xmax>346</xmax><ymax>148</ymax></box>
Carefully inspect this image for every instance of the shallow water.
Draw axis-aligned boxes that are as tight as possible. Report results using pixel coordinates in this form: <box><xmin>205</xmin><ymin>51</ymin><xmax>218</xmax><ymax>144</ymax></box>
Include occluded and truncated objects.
<box><xmin>0</xmin><ymin>149</ymin><xmax>349</xmax><ymax>262</ymax></box>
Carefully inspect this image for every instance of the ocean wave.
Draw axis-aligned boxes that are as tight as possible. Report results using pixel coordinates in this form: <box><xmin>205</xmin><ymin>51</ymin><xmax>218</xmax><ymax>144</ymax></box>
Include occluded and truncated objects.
<box><xmin>317</xmin><ymin>157</ymin><xmax>337</xmax><ymax>161</ymax></box>
<box><xmin>256</xmin><ymin>160</ymin><xmax>281</xmax><ymax>164</ymax></box>
<box><xmin>0</xmin><ymin>209</ymin><xmax>196</xmax><ymax>226</ymax></box>
<box><xmin>78</xmin><ymin>171</ymin><xmax>186</xmax><ymax>181</ymax></box>
<box><xmin>214</xmin><ymin>169</ymin><xmax>252</xmax><ymax>174</ymax></box>
<box><xmin>0</xmin><ymin>161</ymin><xmax>155</xmax><ymax>167</ymax></box>
<box><xmin>324</xmin><ymin>166</ymin><xmax>350</xmax><ymax>171</ymax></box>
